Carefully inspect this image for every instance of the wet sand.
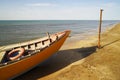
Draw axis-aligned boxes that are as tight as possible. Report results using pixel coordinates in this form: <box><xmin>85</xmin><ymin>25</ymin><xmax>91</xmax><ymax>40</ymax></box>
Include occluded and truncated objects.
<box><xmin>14</xmin><ymin>23</ymin><xmax>120</xmax><ymax>80</ymax></box>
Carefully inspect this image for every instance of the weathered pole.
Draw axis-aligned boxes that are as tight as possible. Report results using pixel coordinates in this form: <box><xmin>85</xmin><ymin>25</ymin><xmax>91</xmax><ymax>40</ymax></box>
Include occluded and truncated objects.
<box><xmin>98</xmin><ymin>9</ymin><xmax>103</xmax><ymax>48</ymax></box>
<box><xmin>46</xmin><ymin>32</ymin><xmax>52</xmax><ymax>43</ymax></box>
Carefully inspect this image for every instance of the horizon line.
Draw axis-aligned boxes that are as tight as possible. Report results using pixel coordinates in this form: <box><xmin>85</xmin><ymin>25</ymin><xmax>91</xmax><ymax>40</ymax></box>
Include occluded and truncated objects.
<box><xmin>0</xmin><ymin>19</ymin><xmax>120</xmax><ymax>21</ymax></box>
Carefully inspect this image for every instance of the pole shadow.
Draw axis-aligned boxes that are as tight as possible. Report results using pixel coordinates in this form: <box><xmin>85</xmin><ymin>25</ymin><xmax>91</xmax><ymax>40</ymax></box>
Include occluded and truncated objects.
<box><xmin>14</xmin><ymin>46</ymin><xmax>97</xmax><ymax>80</ymax></box>
<box><xmin>102</xmin><ymin>39</ymin><xmax>120</xmax><ymax>48</ymax></box>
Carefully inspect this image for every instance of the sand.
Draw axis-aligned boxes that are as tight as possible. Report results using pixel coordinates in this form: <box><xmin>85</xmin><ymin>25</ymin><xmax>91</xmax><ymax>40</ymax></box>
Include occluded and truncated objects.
<box><xmin>15</xmin><ymin>23</ymin><xmax>120</xmax><ymax>80</ymax></box>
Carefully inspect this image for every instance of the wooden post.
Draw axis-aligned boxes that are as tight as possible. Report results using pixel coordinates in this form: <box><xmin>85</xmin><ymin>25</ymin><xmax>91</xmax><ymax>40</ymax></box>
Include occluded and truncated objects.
<box><xmin>46</xmin><ymin>32</ymin><xmax>52</xmax><ymax>43</ymax></box>
<box><xmin>98</xmin><ymin>9</ymin><xmax>103</xmax><ymax>48</ymax></box>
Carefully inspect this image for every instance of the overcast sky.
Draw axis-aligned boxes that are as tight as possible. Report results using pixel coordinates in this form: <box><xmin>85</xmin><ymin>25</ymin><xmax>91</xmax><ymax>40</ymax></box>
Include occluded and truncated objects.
<box><xmin>0</xmin><ymin>0</ymin><xmax>120</xmax><ymax>20</ymax></box>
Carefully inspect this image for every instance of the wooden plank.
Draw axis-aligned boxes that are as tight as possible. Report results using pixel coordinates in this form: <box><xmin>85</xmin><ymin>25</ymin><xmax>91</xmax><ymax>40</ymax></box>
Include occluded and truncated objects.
<box><xmin>0</xmin><ymin>51</ymin><xmax>5</xmax><ymax>62</ymax></box>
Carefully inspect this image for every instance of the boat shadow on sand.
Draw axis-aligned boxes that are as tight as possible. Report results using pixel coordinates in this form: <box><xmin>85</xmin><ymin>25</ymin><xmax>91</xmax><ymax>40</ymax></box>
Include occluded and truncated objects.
<box><xmin>14</xmin><ymin>46</ymin><xmax>97</xmax><ymax>80</ymax></box>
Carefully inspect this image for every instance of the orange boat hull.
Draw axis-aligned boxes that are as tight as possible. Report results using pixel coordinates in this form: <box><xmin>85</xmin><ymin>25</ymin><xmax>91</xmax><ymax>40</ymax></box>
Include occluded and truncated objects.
<box><xmin>0</xmin><ymin>30</ymin><xmax>70</xmax><ymax>80</ymax></box>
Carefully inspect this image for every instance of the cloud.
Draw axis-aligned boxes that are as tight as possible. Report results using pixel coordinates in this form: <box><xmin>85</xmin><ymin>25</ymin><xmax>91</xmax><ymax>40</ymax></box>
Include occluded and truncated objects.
<box><xmin>26</xmin><ymin>3</ymin><xmax>57</xmax><ymax>7</ymax></box>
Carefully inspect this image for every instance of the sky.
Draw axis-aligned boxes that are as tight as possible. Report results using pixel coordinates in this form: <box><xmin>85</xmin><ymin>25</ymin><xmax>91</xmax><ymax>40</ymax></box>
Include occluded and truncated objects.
<box><xmin>0</xmin><ymin>0</ymin><xmax>120</xmax><ymax>20</ymax></box>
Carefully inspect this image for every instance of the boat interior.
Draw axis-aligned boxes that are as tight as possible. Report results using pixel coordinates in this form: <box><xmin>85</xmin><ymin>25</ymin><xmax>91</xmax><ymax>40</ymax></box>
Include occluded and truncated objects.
<box><xmin>0</xmin><ymin>32</ymin><xmax>65</xmax><ymax>67</ymax></box>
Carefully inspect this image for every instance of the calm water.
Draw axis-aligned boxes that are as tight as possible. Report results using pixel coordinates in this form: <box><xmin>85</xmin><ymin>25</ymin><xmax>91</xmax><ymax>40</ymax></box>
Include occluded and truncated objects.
<box><xmin>0</xmin><ymin>20</ymin><xmax>119</xmax><ymax>46</ymax></box>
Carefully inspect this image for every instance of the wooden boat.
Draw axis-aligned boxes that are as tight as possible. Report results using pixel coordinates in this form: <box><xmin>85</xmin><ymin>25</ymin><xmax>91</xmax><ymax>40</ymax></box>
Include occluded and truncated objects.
<box><xmin>0</xmin><ymin>30</ymin><xmax>71</xmax><ymax>80</ymax></box>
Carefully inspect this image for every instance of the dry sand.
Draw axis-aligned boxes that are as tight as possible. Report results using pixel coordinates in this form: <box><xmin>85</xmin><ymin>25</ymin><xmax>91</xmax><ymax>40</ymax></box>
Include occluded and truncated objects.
<box><xmin>15</xmin><ymin>23</ymin><xmax>120</xmax><ymax>80</ymax></box>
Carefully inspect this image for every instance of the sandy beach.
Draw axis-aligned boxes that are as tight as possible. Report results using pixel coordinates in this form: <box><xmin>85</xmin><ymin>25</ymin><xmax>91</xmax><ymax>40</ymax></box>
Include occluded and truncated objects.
<box><xmin>15</xmin><ymin>23</ymin><xmax>120</xmax><ymax>80</ymax></box>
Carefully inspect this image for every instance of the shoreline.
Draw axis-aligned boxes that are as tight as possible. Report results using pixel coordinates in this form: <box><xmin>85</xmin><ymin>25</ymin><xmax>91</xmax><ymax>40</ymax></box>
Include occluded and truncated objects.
<box><xmin>40</xmin><ymin>23</ymin><xmax>120</xmax><ymax>80</ymax></box>
<box><xmin>60</xmin><ymin>23</ymin><xmax>118</xmax><ymax>50</ymax></box>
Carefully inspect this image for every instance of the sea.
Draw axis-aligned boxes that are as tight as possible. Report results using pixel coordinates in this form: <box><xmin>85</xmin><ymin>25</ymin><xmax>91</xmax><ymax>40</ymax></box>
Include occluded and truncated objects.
<box><xmin>0</xmin><ymin>20</ymin><xmax>120</xmax><ymax>46</ymax></box>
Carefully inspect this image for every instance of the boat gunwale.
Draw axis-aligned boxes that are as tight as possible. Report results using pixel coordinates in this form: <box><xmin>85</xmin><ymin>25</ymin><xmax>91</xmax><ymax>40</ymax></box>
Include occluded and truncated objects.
<box><xmin>0</xmin><ymin>31</ymin><xmax>65</xmax><ymax>52</ymax></box>
<box><xmin>0</xmin><ymin>31</ymin><xmax>66</xmax><ymax>67</ymax></box>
